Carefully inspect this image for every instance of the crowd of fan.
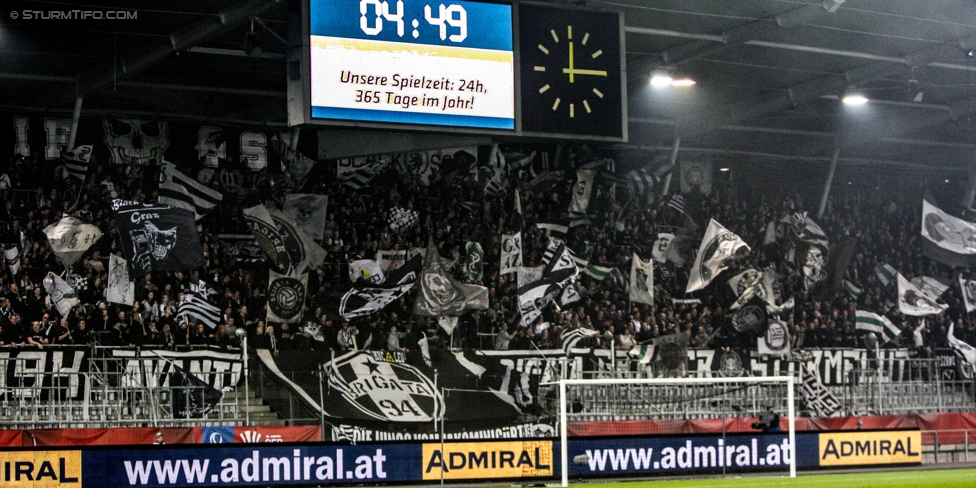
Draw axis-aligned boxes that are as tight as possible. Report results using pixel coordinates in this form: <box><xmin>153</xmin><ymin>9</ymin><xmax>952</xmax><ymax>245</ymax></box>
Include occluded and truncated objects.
<box><xmin>0</xmin><ymin>149</ymin><xmax>973</xmax><ymax>363</ymax></box>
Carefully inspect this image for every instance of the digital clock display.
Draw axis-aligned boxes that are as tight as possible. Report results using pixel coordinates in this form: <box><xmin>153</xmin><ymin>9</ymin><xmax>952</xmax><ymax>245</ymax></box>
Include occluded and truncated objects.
<box><xmin>309</xmin><ymin>0</ymin><xmax>515</xmax><ymax>130</ymax></box>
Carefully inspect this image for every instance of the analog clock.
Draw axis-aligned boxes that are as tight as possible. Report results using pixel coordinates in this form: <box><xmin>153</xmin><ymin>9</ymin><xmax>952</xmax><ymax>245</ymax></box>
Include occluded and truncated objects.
<box><xmin>519</xmin><ymin>4</ymin><xmax>623</xmax><ymax>139</ymax></box>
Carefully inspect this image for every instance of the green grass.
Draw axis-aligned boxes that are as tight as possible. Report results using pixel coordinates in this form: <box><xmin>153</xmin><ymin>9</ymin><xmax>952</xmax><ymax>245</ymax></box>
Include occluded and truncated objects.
<box><xmin>575</xmin><ymin>468</ymin><xmax>976</xmax><ymax>487</ymax></box>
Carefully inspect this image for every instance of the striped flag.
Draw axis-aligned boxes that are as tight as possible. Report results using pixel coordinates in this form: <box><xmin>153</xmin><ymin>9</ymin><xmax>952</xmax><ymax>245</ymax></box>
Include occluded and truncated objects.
<box><xmin>159</xmin><ymin>161</ymin><xmax>222</xmax><ymax>221</ymax></box>
<box><xmin>328</xmin><ymin>351</ymin><xmax>349</xmax><ymax>394</ymax></box>
<box><xmin>855</xmin><ymin>310</ymin><xmax>901</xmax><ymax>343</ymax></box>
<box><xmin>842</xmin><ymin>280</ymin><xmax>862</xmax><ymax>298</ymax></box>
<box><xmin>629</xmin><ymin>344</ymin><xmax>654</xmax><ymax>365</ymax></box>
<box><xmin>63</xmin><ymin>145</ymin><xmax>93</xmax><ymax>181</ymax></box>
<box><xmin>178</xmin><ymin>291</ymin><xmax>221</xmax><ymax>329</ymax></box>
<box><xmin>561</xmin><ymin>327</ymin><xmax>599</xmax><ymax>355</ymax></box>
<box><xmin>583</xmin><ymin>264</ymin><xmax>613</xmax><ymax>281</ymax></box>
<box><xmin>667</xmin><ymin>194</ymin><xmax>685</xmax><ymax>214</ymax></box>
<box><xmin>874</xmin><ymin>264</ymin><xmax>896</xmax><ymax>286</ymax></box>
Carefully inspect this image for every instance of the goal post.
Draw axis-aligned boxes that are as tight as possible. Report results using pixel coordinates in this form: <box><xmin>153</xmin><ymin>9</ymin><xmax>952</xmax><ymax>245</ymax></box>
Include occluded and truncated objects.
<box><xmin>559</xmin><ymin>376</ymin><xmax>796</xmax><ymax>486</ymax></box>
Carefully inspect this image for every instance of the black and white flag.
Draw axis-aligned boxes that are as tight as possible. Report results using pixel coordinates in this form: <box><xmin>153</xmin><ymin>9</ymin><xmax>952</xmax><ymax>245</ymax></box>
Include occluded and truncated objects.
<box><xmin>349</xmin><ymin>259</ymin><xmax>385</xmax><ymax>284</ymax></box>
<box><xmin>897</xmin><ymin>273</ymin><xmax>948</xmax><ymax>316</ymax></box>
<box><xmin>799</xmin><ymin>362</ymin><xmax>841</xmax><ymax>417</ymax></box>
<box><xmin>909</xmin><ymin>276</ymin><xmax>949</xmax><ymax>301</ymax></box>
<box><xmin>517</xmin><ymin>265</ymin><xmax>544</xmax><ymax>289</ymax></box>
<box><xmin>107</xmin><ymin>254</ymin><xmax>134</xmax><ymax>306</ymax></box>
<box><xmin>652</xmin><ymin>233</ymin><xmax>674</xmax><ymax>263</ymax></box>
<box><xmin>337</xmin><ymin>156</ymin><xmax>390</xmax><ymax>190</ymax></box>
<box><xmin>388</xmin><ymin>207</ymin><xmax>419</xmax><ymax>230</ymax></box>
<box><xmin>757</xmin><ymin>319</ymin><xmax>790</xmax><ymax>356</ymax></box>
<box><xmin>42</xmin><ymin>272</ymin><xmax>79</xmax><ymax>317</ymax></box>
<box><xmin>243</xmin><ymin>204</ymin><xmax>327</xmax><ymax>275</ymax></box>
<box><xmin>63</xmin><ymin>145</ymin><xmax>93</xmax><ymax>181</ymax></box>
<box><xmin>266</xmin><ymin>270</ymin><xmax>308</xmax><ymax>323</ymax></box>
<box><xmin>920</xmin><ymin>199</ymin><xmax>976</xmax><ymax>267</ymax></box>
<box><xmin>179</xmin><ymin>290</ymin><xmax>221</xmax><ymax>329</ymax></box>
<box><xmin>788</xmin><ymin>211</ymin><xmax>830</xmax><ymax>247</ymax></box>
<box><xmin>339</xmin><ymin>254</ymin><xmax>422</xmax><ymax>319</ymax></box>
<box><xmin>4</xmin><ymin>247</ymin><xmax>20</xmax><ymax>277</ymax></box>
<box><xmin>171</xmin><ymin>365</ymin><xmax>223</xmax><ymax>418</ymax></box>
<box><xmin>413</xmin><ymin>239</ymin><xmax>488</xmax><ymax>317</ymax></box>
<box><xmin>960</xmin><ymin>275</ymin><xmax>976</xmax><ymax>313</ymax></box>
<box><xmin>43</xmin><ymin>215</ymin><xmax>103</xmax><ymax>268</ymax></box>
<box><xmin>281</xmin><ymin>194</ymin><xmax>329</xmax><ymax>241</ymax></box>
<box><xmin>113</xmin><ymin>201</ymin><xmax>204</xmax><ymax>276</ymax></box>
<box><xmin>560</xmin><ymin>327</ymin><xmax>599</xmax><ymax>355</ymax></box>
<box><xmin>685</xmin><ymin>219</ymin><xmax>750</xmax><ymax>293</ymax></box>
<box><xmin>159</xmin><ymin>161</ymin><xmax>223</xmax><ymax>221</ymax></box>
<box><xmin>629</xmin><ymin>253</ymin><xmax>654</xmax><ymax>305</ymax></box>
<box><xmin>679</xmin><ymin>158</ymin><xmax>712</xmax><ymax>195</ymax></box>
<box><xmin>535</xmin><ymin>222</ymin><xmax>568</xmax><ymax>241</ymax></box>
<box><xmin>518</xmin><ymin>243</ymin><xmax>580</xmax><ymax>326</ymax></box>
<box><xmin>500</xmin><ymin>232</ymin><xmax>522</xmax><ymax>275</ymax></box>
<box><xmin>948</xmin><ymin>324</ymin><xmax>976</xmax><ymax>369</ymax></box>
<box><xmin>272</xmin><ymin>134</ymin><xmax>317</xmax><ymax>189</ymax></box>
<box><xmin>569</xmin><ymin>169</ymin><xmax>596</xmax><ymax>214</ymax></box>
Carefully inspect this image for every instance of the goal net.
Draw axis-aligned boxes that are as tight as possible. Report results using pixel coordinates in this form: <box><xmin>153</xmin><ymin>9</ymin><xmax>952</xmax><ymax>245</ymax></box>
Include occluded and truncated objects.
<box><xmin>558</xmin><ymin>376</ymin><xmax>796</xmax><ymax>486</ymax></box>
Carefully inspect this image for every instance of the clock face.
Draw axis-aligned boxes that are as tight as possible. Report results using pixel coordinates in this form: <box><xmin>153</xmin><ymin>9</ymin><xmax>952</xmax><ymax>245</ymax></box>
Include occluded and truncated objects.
<box><xmin>519</xmin><ymin>4</ymin><xmax>623</xmax><ymax>139</ymax></box>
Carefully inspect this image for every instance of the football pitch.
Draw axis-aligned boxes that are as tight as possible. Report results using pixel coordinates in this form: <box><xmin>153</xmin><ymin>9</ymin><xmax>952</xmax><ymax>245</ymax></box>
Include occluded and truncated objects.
<box><xmin>577</xmin><ymin>468</ymin><xmax>976</xmax><ymax>487</ymax></box>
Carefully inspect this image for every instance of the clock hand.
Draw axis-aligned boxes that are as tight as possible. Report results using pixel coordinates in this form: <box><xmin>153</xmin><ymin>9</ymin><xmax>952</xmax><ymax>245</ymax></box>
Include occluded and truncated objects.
<box><xmin>564</xmin><ymin>40</ymin><xmax>607</xmax><ymax>79</ymax></box>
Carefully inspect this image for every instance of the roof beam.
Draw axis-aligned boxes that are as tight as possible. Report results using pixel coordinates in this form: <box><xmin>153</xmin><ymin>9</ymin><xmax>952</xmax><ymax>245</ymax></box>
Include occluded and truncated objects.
<box><xmin>675</xmin><ymin>33</ymin><xmax>976</xmax><ymax>138</ymax></box>
<box><xmin>76</xmin><ymin>0</ymin><xmax>284</xmax><ymax>96</ymax></box>
<box><xmin>627</xmin><ymin>1</ymin><xmax>845</xmax><ymax>82</ymax></box>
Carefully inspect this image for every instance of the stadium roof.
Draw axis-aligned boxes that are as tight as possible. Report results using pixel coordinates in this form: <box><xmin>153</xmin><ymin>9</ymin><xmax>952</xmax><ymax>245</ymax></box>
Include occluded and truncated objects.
<box><xmin>2</xmin><ymin>0</ymin><xmax>975</xmax><ymax>173</ymax></box>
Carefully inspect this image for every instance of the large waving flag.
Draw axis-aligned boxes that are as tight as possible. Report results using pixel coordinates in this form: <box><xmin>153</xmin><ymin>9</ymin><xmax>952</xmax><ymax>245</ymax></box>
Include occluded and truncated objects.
<box><xmin>158</xmin><ymin>161</ymin><xmax>223</xmax><ymax>221</ymax></box>
<box><xmin>685</xmin><ymin>219</ymin><xmax>750</xmax><ymax>293</ymax></box>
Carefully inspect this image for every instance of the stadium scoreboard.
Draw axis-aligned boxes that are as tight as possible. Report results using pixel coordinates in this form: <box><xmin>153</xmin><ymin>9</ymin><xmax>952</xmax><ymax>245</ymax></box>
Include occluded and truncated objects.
<box><xmin>287</xmin><ymin>0</ymin><xmax>627</xmax><ymax>142</ymax></box>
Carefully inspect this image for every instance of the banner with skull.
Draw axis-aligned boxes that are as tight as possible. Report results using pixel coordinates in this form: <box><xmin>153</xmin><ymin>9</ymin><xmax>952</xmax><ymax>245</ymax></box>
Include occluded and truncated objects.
<box><xmin>103</xmin><ymin>118</ymin><xmax>169</xmax><ymax>165</ymax></box>
<box><xmin>111</xmin><ymin>200</ymin><xmax>205</xmax><ymax>276</ymax></box>
<box><xmin>266</xmin><ymin>270</ymin><xmax>308</xmax><ymax>323</ymax></box>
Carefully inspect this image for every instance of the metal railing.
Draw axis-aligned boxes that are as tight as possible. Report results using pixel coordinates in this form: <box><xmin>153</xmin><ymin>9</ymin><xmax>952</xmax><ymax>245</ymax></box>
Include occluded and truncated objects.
<box><xmin>0</xmin><ymin>347</ymin><xmax>250</xmax><ymax>429</ymax></box>
<box><xmin>248</xmin><ymin>358</ymin><xmax>321</xmax><ymax>428</ymax></box>
<box><xmin>923</xmin><ymin>429</ymin><xmax>976</xmax><ymax>463</ymax></box>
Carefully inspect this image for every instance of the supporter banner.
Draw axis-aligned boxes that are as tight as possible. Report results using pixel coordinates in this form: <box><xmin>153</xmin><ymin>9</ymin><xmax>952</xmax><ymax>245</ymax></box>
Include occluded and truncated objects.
<box><xmin>107</xmin><ymin>254</ymin><xmax>135</xmax><ymax>306</ymax></box>
<box><xmin>201</xmin><ymin>426</ymin><xmax>322</xmax><ymax>444</ymax></box>
<box><xmin>0</xmin><ymin>346</ymin><xmax>89</xmax><ymax>401</ymax></box>
<box><xmin>818</xmin><ymin>430</ymin><xmax>921</xmax><ymax>466</ymax></box>
<box><xmin>920</xmin><ymin>199</ymin><xmax>976</xmax><ymax>266</ymax></box>
<box><xmin>422</xmin><ymin>441</ymin><xmax>553</xmax><ymax>480</ymax></box>
<box><xmin>500</xmin><ymin>232</ymin><xmax>522</xmax><ymax>275</ymax></box>
<box><xmin>375</xmin><ymin>248</ymin><xmax>424</xmax><ymax>271</ymax></box>
<box><xmin>629</xmin><ymin>347</ymin><xmax>939</xmax><ymax>387</ymax></box>
<box><xmin>329</xmin><ymin>422</ymin><xmax>555</xmax><ymax>443</ymax></box>
<box><xmin>217</xmin><ymin>235</ymin><xmax>265</xmax><ymax>264</ymax></box>
<box><xmin>256</xmin><ymin>347</ymin><xmax>551</xmax><ymax>426</ymax></box>
<box><xmin>104</xmin><ymin>118</ymin><xmax>169</xmax><ymax>165</ymax></box>
<box><xmin>83</xmin><ymin>443</ymin><xmax>418</xmax><ymax>486</ymax></box>
<box><xmin>266</xmin><ymin>270</ymin><xmax>308</xmax><ymax>323</ymax></box>
<box><xmin>112</xmin><ymin>201</ymin><xmax>205</xmax><ymax>276</ymax></box>
<box><xmin>333</xmin><ymin>146</ymin><xmax>478</xmax><ymax>187</ymax></box>
<box><xmin>111</xmin><ymin>348</ymin><xmax>242</xmax><ymax>391</ymax></box>
<box><xmin>567</xmin><ymin>433</ymin><xmax>819</xmax><ymax>477</ymax></box>
<box><xmin>0</xmin><ymin>449</ymin><xmax>81</xmax><ymax>487</ymax></box>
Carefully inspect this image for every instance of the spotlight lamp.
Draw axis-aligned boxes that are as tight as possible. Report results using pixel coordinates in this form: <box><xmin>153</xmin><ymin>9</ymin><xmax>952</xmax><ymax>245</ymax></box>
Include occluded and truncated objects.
<box><xmin>841</xmin><ymin>88</ymin><xmax>868</xmax><ymax>106</ymax></box>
